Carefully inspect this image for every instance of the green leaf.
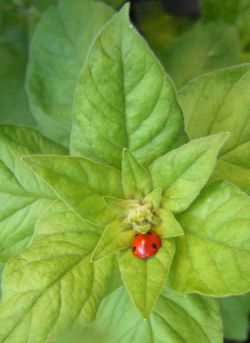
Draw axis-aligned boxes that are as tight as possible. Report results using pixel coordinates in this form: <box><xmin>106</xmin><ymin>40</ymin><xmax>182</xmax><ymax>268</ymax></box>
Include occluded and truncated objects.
<box><xmin>26</xmin><ymin>0</ymin><xmax>114</xmax><ymax>145</ymax></box>
<box><xmin>150</xmin><ymin>133</ymin><xmax>229</xmax><ymax>213</ymax></box>
<box><xmin>143</xmin><ymin>187</ymin><xmax>162</xmax><ymax>209</ymax></box>
<box><xmin>159</xmin><ymin>21</ymin><xmax>239</xmax><ymax>88</ymax></box>
<box><xmin>237</xmin><ymin>0</ymin><xmax>250</xmax><ymax>50</ymax></box>
<box><xmin>92</xmin><ymin>221</ymin><xmax>134</xmax><ymax>261</ymax></box>
<box><xmin>219</xmin><ymin>293</ymin><xmax>250</xmax><ymax>341</ymax></box>
<box><xmin>85</xmin><ymin>286</ymin><xmax>222</xmax><ymax>343</ymax></box>
<box><xmin>199</xmin><ymin>0</ymin><xmax>239</xmax><ymax>23</ymax></box>
<box><xmin>104</xmin><ymin>196</ymin><xmax>135</xmax><ymax>217</ymax></box>
<box><xmin>0</xmin><ymin>26</ymin><xmax>35</xmax><ymax>126</ymax></box>
<box><xmin>71</xmin><ymin>4</ymin><xmax>187</xmax><ymax>169</ymax></box>
<box><xmin>119</xmin><ymin>240</ymin><xmax>175</xmax><ymax>318</ymax></box>
<box><xmin>0</xmin><ymin>204</ymin><xmax>117</xmax><ymax>342</ymax></box>
<box><xmin>155</xmin><ymin>208</ymin><xmax>184</xmax><ymax>238</ymax></box>
<box><xmin>169</xmin><ymin>180</ymin><xmax>250</xmax><ymax>296</ymax></box>
<box><xmin>122</xmin><ymin>149</ymin><xmax>151</xmax><ymax>199</ymax></box>
<box><xmin>0</xmin><ymin>126</ymin><xmax>66</xmax><ymax>262</ymax></box>
<box><xmin>179</xmin><ymin>64</ymin><xmax>250</xmax><ymax>194</ymax></box>
<box><xmin>23</xmin><ymin>155</ymin><xmax>123</xmax><ymax>225</ymax></box>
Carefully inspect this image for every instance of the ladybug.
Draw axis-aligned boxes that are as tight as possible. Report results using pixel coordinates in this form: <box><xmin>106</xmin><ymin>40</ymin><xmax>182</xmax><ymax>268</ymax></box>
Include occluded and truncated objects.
<box><xmin>131</xmin><ymin>230</ymin><xmax>161</xmax><ymax>258</ymax></box>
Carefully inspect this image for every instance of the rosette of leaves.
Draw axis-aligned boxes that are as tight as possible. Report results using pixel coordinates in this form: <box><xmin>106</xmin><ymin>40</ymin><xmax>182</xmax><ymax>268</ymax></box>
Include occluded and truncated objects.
<box><xmin>0</xmin><ymin>4</ymin><xmax>250</xmax><ymax>343</ymax></box>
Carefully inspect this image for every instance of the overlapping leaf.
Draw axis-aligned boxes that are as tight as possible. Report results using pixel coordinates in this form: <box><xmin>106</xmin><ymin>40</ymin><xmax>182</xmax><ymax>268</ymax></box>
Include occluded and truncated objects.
<box><xmin>23</xmin><ymin>155</ymin><xmax>123</xmax><ymax>225</ymax></box>
<box><xmin>0</xmin><ymin>202</ymin><xmax>118</xmax><ymax>342</ymax></box>
<box><xmin>159</xmin><ymin>21</ymin><xmax>239</xmax><ymax>88</ymax></box>
<box><xmin>71</xmin><ymin>4</ymin><xmax>186</xmax><ymax>169</ymax></box>
<box><xmin>150</xmin><ymin>133</ymin><xmax>228</xmax><ymax>213</ymax></box>
<box><xmin>169</xmin><ymin>180</ymin><xmax>250</xmax><ymax>295</ymax></box>
<box><xmin>179</xmin><ymin>64</ymin><xmax>250</xmax><ymax>194</ymax></box>
<box><xmin>82</xmin><ymin>286</ymin><xmax>222</xmax><ymax>343</ymax></box>
<box><xmin>0</xmin><ymin>126</ymin><xmax>66</xmax><ymax>262</ymax></box>
<box><xmin>26</xmin><ymin>0</ymin><xmax>114</xmax><ymax>145</ymax></box>
<box><xmin>119</xmin><ymin>240</ymin><xmax>175</xmax><ymax>318</ymax></box>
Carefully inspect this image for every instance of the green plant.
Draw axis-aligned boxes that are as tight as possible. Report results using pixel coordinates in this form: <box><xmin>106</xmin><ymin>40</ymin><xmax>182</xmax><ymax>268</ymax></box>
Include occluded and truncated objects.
<box><xmin>0</xmin><ymin>1</ymin><xmax>250</xmax><ymax>342</ymax></box>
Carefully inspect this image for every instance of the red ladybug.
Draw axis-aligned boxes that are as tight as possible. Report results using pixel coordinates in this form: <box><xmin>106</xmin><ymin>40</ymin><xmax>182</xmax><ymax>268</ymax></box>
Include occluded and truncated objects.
<box><xmin>131</xmin><ymin>230</ymin><xmax>161</xmax><ymax>258</ymax></box>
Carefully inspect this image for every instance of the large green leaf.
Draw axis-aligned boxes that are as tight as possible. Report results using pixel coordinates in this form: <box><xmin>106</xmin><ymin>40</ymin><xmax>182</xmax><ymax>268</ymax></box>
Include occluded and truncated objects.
<box><xmin>150</xmin><ymin>133</ymin><xmax>228</xmax><ymax>213</ymax></box>
<box><xmin>119</xmin><ymin>240</ymin><xmax>175</xmax><ymax>318</ymax></box>
<box><xmin>199</xmin><ymin>0</ymin><xmax>239</xmax><ymax>23</ymax></box>
<box><xmin>23</xmin><ymin>155</ymin><xmax>123</xmax><ymax>225</ymax></box>
<box><xmin>71</xmin><ymin>4</ymin><xmax>186</xmax><ymax>169</ymax></box>
<box><xmin>179</xmin><ymin>64</ymin><xmax>250</xmax><ymax>194</ymax></box>
<box><xmin>159</xmin><ymin>21</ymin><xmax>239</xmax><ymax>88</ymax></box>
<box><xmin>219</xmin><ymin>293</ymin><xmax>250</xmax><ymax>341</ymax></box>
<box><xmin>82</xmin><ymin>286</ymin><xmax>222</xmax><ymax>343</ymax></box>
<box><xmin>169</xmin><ymin>180</ymin><xmax>250</xmax><ymax>296</ymax></box>
<box><xmin>0</xmin><ymin>202</ymin><xmax>117</xmax><ymax>342</ymax></box>
<box><xmin>0</xmin><ymin>126</ymin><xmax>66</xmax><ymax>262</ymax></box>
<box><xmin>26</xmin><ymin>0</ymin><xmax>114</xmax><ymax>145</ymax></box>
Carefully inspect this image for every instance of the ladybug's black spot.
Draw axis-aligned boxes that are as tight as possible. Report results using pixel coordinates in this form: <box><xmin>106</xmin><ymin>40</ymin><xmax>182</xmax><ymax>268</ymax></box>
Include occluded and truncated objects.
<box><xmin>133</xmin><ymin>247</ymin><xmax>136</xmax><ymax>252</ymax></box>
<box><xmin>147</xmin><ymin>232</ymin><xmax>152</xmax><ymax>235</ymax></box>
<box><xmin>135</xmin><ymin>234</ymin><xmax>139</xmax><ymax>237</ymax></box>
<box><xmin>152</xmin><ymin>243</ymin><xmax>157</xmax><ymax>249</ymax></box>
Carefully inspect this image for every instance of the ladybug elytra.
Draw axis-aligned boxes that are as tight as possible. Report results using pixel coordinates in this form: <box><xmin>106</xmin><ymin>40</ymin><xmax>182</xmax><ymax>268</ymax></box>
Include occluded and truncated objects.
<box><xmin>131</xmin><ymin>230</ymin><xmax>161</xmax><ymax>258</ymax></box>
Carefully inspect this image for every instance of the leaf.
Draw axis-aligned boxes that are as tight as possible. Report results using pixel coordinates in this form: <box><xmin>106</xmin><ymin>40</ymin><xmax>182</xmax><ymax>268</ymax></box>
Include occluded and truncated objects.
<box><xmin>71</xmin><ymin>4</ymin><xmax>187</xmax><ymax>169</ymax></box>
<box><xmin>104</xmin><ymin>196</ymin><xmax>135</xmax><ymax>217</ymax></box>
<box><xmin>0</xmin><ymin>126</ymin><xmax>66</xmax><ymax>262</ymax></box>
<box><xmin>237</xmin><ymin>0</ymin><xmax>250</xmax><ymax>50</ymax></box>
<box><xmin>119</xmin><ymin>240</ymin><xmax>175</xmax><ymax>318</ymax></box>
<box><xmin>179</xmin><ymin>64</ymin><xmax>250</xmax><ymax>194</ymax></box>
<box><xmin>0</xmin><ymin>204</ymin><xmax>117</xmax><ymax>342</ymax></box>
<box><xmin>122</xmin><ymin>149</ymin><xmax>152</xmax><ymax>199</ymax></box>
<box><xmin>92</xmin><ymin>221</ymin><xmax>134</xmax><ymax>261</ymax></box>
<box><xmin>0</xmin><ymin>41</ymin><xmax>35</xmax><ymax>126</ymax></box>
<box><xmin>219</xmin><ymin>293</ymin><xmax>250</xmax><ymax>341</ymax></box>
<box><xmin>155</xmin><ymin>208</ymin><xmax>184</xmax><ymax>238</ymax></box>
<box><xmin>150</xmin><ymin>133</ymin><xmax>229</xmax><ymax>213</ymax></box>
<box><xmin>26</xmin><ymin>0</ymin><xmax>114</xmax><ymax>145</ymax></box>
<box><xmin>199</xmin><ymin>0</ymin><xmax>239</xmax><ymax>23</ymax></box>
<box><xmin>168</xmin><ymin>180</ymin><xmax>250</xmax><ymax>296</ymax></box>
<box><xmin>159</xmin><ymin>21</ymin><xmax>240</xmax><ymax>88</ymax></box>
<box><xmin>84</xmin><ymin>286</ymin><xmax>222</xmax><ymax>343</ymax></box>
<box><xmin>23</xmin><ymin>155</ymin><xmax>123</xmax><ymax>225</ymax></box>
<box><xmin>143</xmin><ymin>187</ymin><xmax>162</xmax><ymax>209</ymax></box>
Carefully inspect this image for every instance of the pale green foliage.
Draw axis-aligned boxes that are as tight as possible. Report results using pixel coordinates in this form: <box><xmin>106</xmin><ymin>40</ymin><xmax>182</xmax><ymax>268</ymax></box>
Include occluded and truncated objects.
<box><xmin>86</xmin><ymin>286</ymin><xmax>223</xmax><ymax>343</ymax></box>
<box><xmin>0</xmin><ymin>202</ymin><xmax>117</xmax><ymax>342</ymax></box>
<box><xmin>155</xmin><ymin>208</ymin><xmax>184</xmax><ymax>238</ymax></box>
<box><xmin>179</xmin><ymin>64</ymin><xmax>250</xmax><ymax>194</ymax></box>
<box><xmin>119</xmin><ymin>240</ymin><xmax>175</xmax><ymax>318</ymax></box>
<box><xmin>169</xmin><ymin>180</ymin><xmax>250</xmax><ymax>295</ymax></box>
<box><xmin>92</xmin><ymin>220</ymin><xmax>134</xmax><ymax>261</ymax></box>
<box><xmin>0</xmin><ymin>126</ymin><xmax>66</xmax><ymax>262</ymax></box>
<box><xmin>0</xmin><ymin>4</ymin><xmax>250</xmax><ymax>343</ymax></box>
<box><xmin>150</xmin><ymin>133</ymin><xmax>229</xmax><ymax>213</ymax></box>
<box><xmin>26</xmin><ymin>0</ymin><xmax>114</xmax><ymax>145</ymax></box>
<box><xmin>122</xmin><ymin>149</ymin><xmax>151</xmax><ymax>199</ymax></box>
<box><xmin>23</xmin><ymin>155</ymin><xmax>123</xmax><ymax>225</ymax></box>
<box><xmin>71</xmin><ymin>5</ymin><xmax>186</xmax><ymax>169</ymax></box>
